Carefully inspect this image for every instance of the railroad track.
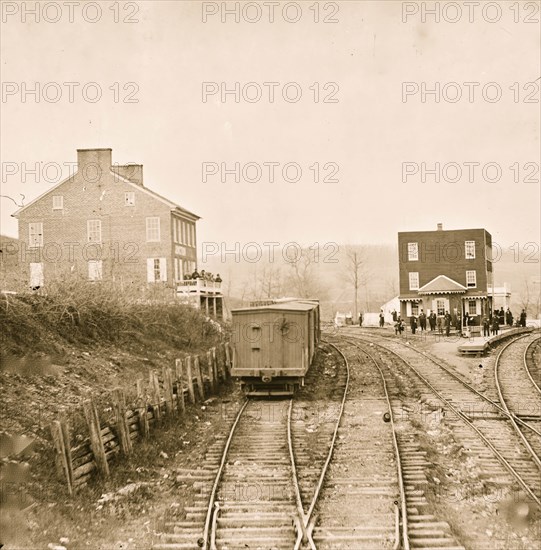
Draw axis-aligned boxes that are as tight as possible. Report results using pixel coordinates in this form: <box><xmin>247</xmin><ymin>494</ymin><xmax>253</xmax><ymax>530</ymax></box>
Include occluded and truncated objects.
<box><xmin>322</xmin><ymin>337</ymin><xmax>467</xmax><ymax>550</ymax></box>
<box><xmin>525</xmin><ymin>337</ymin><xmax>541</xmax><ymax>393</ymax></box>
<box><xmin>339</xmin><ymin>330</ymin><xmax>541</xmax><ymax>508</ymax></box>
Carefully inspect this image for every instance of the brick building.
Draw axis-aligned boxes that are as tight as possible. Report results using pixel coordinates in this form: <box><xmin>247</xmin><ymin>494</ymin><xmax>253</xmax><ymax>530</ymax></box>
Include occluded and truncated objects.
<box><xmin>398</xmin><ymin>224</ymin><xmax>493</xmax><ymax>326</ymax></box>
<box><xmin>13</xmin><ymin>148</ymin><xmax>223</xmax><ymax>317</ymax></box>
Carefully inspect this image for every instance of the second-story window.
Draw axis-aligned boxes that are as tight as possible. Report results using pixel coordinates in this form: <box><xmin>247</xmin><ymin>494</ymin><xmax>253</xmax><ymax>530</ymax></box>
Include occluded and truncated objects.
<box><xmin>409</xmin><ymin>272</ymin><xmax>419</xmax><ymax>290</ymax></box>
<box><xmin>124</xmin><ymin>192</ymin><xmax>135</xmax><ymax>206</ymax></box>
<box><xmin>465</xmin><ymin>240</ymin><xmax>476</xmax><ymax>259</ymax></box>
<box><xmin>408</xmin><ymin>242</ymin><xmax>418</xmax><ymax>261</ymax></box>
<box><xmin>466</xmin><ymin>270</ymin><xmax>477</xmax><ymax>288</ymax></box>
<box><xmin>146</xmin><ymin>217</ymin><xmax>161</xmax><ymax>242</ymax></box>
<box><xmin>87</xmin><ymin>220</ymin><xmax>102</xmax><ymax>243</ymax></box>
<box><xmin>52</xmin><ymin>195</ymin><xmax>63</xmax><ymax>210</ymax></box>
<box><xmin>29</xmin><ymin>222</ymin><xmax>43</xmax><ymax>248</ymax></box>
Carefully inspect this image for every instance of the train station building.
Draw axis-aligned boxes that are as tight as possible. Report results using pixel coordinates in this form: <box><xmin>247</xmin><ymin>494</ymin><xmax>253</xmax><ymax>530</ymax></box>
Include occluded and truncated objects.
<box><xmin>398</xmin><ymin>224</ymin><xmax>494</xmax><ymax>326</ymax></box>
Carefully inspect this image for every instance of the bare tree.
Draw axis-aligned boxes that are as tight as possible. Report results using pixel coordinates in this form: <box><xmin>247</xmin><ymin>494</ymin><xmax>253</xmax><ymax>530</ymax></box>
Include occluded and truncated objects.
<box><xmin>285</xmin><ymin>249</ymin><xmax>325</xmax><ymax>300</ymax></box>
<box><xmin>519</xmin><ymin>276</ymin><xmax>541</xmax><ymax>320</ymax></box>
<box><xmin>341</xmin><ymin>245</ymin><xmax>369</xmax><ymax>318</ymax></box>
<box><xmin>258</xmin><ymin>263</ymin><xmax>283</xmax><ymax>299</ymax></box>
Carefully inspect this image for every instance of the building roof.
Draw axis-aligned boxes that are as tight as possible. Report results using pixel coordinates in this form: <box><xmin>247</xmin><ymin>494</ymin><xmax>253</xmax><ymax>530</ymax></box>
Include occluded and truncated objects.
<box><xmin>418</xmin><ymin>275</ymin><xmax>467</xmax><ymax>295</ymax></box>
<box><xmin>12</xmin><ymin>169</ymin><xmax>200</xmax><ymax>221</ymax></box>
<box><xmin>232</xmin><ymin>300</ymin><xmax>319</xmax><ymax>313</ymax></box>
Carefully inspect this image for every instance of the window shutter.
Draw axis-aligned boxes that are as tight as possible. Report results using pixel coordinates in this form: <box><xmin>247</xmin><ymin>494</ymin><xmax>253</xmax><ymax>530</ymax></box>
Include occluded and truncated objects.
<box><xmin>406</xmin><ymin>302</ymin><xmax>412</xmax><ymax>316</ymax></box>
<box><xmin>147</xmin><ymin>258</ymin><xmax>155</xmax><ymax>283</ymax></box>
<box><xmin>476</xmin><ymin>300</ymin><xmax>481</xmax><ymax>315</ymax></box>
<box><xmin>159</xmin><ymin>258</ymin><xmax>167</xmax><ymax>282</ymax></box>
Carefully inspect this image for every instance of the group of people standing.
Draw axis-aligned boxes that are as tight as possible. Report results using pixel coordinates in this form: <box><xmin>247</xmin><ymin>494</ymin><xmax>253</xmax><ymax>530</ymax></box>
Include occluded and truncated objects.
<box><xmin>184</xmin><ymin>269</ymin><xmax>222</xmax><ymax>283</ymax></box>
<box><xmin>482</xmin><ymin>307</ymin><xmax>527</xmax><ymax>336</ymax></box>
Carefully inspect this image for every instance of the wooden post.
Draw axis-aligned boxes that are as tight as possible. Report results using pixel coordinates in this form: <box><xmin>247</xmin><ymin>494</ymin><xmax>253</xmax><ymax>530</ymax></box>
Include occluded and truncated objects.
<box><xmin>58</xmin><ymin>410</ymin><xmax>74</xmax><ymax>491</ymax></box>
<box><xmin>207</xmin><ymin>350</ymin><xmax>216</xmax><ymax>393</ymax></box>
<box><xmin>185</xmin><ymin>356</ymin><xmax>195</xmax><ymax>404</ymax></box>
<box><xmin>175</xmin><ymin>358</ymin><xmax>186</xmax><ymax>413</ymax></box>
<box><xmin>224</xmin><ymin>343</ymin><xmax>231</xmax><ymax>377</ymax></box>
<box><xmin>212</xmin><ymin>347</ymin><xmax>219</xmax><ymax>383</ymax></box>
<box><xmin>149</xmin><ymin>371</ymin><xmax>161</xmax><ymax>423</ymax></box>
<box><xmin>112</xmin><ymin>388</ymin><xmax>132</xmax><ymax>455</ymax></box>
<box><xmin>136</xmin><ymin>379</ymin><xmax>149</xmax><ymax>439</ymax></box>
<box><xmin>194</xmin><ymin>356</ymin><xmax>205</xmax><ymax>400</ymax></box>
<box><xmin>163</xmin><ymin>366</ymin><xmax>175</xmax><ymax>416</ymax></box>
<box><xmin>50</xmin><ymin>416</ymin><xmax>73</xmax><ymax>495</ymax></box>
<box><xmin>82</xmin><ymin>399</ymin><xmax>109</xmax><ymax>478</ymax></box>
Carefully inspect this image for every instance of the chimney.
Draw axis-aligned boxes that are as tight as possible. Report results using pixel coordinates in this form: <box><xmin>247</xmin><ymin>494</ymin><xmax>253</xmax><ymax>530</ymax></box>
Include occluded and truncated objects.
<box><xmin>112</xmin><ymin>164</ymin><xmax>144</xmax><ymax>186</ymax></box>
<box><xmin>437</xmin><ymin>223</ymin><xmax>443</xmax><ymax>231</ymax></box>
<box><xmin>77</xmin><ymin>148</ymin><xmax>112</xmax><ymax>183</ymax></box>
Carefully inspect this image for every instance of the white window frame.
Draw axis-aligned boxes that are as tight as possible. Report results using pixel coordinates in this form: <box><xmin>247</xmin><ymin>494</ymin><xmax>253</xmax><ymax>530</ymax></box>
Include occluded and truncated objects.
<box><xmin>124</xmin><ymin>192</ymin><xmax>135</xmax><ymax>206</ymax></box>
<box><xmin>407</xmin><ymin>242</ymin><xmax>419</xmax><ymax>261</ymax></box>
<box><xmin>87</xmin><ymin>220</ymin><xmax>102</xmax><ymax>243</ymax></box>
<box><xmin>28</xmin><ymin>222</ymin><xmax>43</xmax><ymax>248</ymax></box>
<box><xmin>52</xmin><ymin>195</ymin><xmax>63</xmax><ymax>210</ymax></box>
<box><xmin>409</xmin><ymin>272</ymin><xmax>419</xmax><ymax>291</ymax></box>
<box><xmin>88</xmin><ymin>260</ymin><xmax>103</xmax><ymax>281</ymax></box>
<box><xmin>146</xmin><ymin>217</ymin><xmax>161</xmax><ymax>242</ymax></box>
<box><xmin>436</xmin><ymin>299</ymin><xmax>446</xmax><ymax>316</ymax></box>
<box><xmin>465</xmin><ymin>240</ymin><xmax>476</xmax><ymax>259</ymax></box>
<box><xmin>146</xmin><ymin>257</ymin><xmax>167</xmax><ymax>282</ymax></box>
<box><xmin>466</xmin><ymin>270</ymin><xmax>477</xmax><ymax>288</ymax></box>
<box><xmin>468</xmin><ymin>299</ymin><xmax>477</xmax><ymax>315</ymax></box>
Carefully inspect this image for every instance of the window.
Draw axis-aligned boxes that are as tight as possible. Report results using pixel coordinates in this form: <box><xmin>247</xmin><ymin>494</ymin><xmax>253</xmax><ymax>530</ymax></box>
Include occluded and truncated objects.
<box><xmin>87</xmin><ymin>220</ymin><xmax>102</xmax><ymax>243</ymax></box>
<box><xmin>409</xmin><ymin>272</ymin><xmax>419</xmax><ymax>290</ymax></box>
<box><xmin>436</xmin><ymin>299</ymin><xmax>445</xmax><ymax>316</ymax></box>
<box><xmin>124</xmin><ymin>192</ymin><xmax>135</xmax><ymax>206</ymax></box>
<box><xmin>466</xmin><ymin>270</ymin><xmax>477</xmax><ymax>288</ymax></box>
<box><xmin>146</xmin><ymin>258</ymin><xmax>167</xmax><ymax>282</ymax></box>
<box><xmin>408</xmin><ymin>242</ymin><xmax>418</xmax><ymax>261</ymax></box>
<box><xmin>411</xmin><ymin>303</ymin><xmax>419</xmax><ymax>316</ymax></box>
<box><xmin>146</xmin><ymin>217</ymin><xmax>160</xmax><ymax>242</ymax></box>
<box><xmin>181</xmin><ymin>221</ymin><xmax>186</xmax><ymax>244</ymax></box>
<box><xmin>88</xmin><ymin>260</ymin><xmax>103</xmax><ymax>281</ymax></box>
<box><xmin>52</xmin><ymin>195</ymin><xmax>63</xmax><ymax>210</ymax></box>
<box><xmin>468</xmin><ymin>300</ymin><xmax>477</xmax><ymax>315</ymax></box>
<box><xmin>190</xmin><ymin>223</ymin><xmax>195</xmax><ymax>247</ymax></box>
<box><xmin>465</xmin><ymin>240</ymin><xmax>476</xmax><ymax>259</ymax></box>
<box><xmin>28</xmin><ymin>222</ymin><xmax>43</xmax><ymax>248</ymax></box>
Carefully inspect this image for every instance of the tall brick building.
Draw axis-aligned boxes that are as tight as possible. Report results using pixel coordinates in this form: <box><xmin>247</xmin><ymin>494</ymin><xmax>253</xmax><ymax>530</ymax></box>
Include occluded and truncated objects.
<box><xmin>13</xmin><ymin>148</ymin><xmax>200</xmax><ymax>290</ymax></box>
<box><xmin>398</xmin><ymin>224</ymin><xmax>493</xmax><ymax>326</ymax></box>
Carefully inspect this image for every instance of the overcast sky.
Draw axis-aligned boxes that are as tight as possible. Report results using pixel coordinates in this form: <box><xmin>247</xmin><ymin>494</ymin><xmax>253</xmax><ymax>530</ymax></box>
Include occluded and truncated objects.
<box><xmin>1</xmin><ymin>1</ymin><xmax>539</xmax><ymax>250</ymax></box>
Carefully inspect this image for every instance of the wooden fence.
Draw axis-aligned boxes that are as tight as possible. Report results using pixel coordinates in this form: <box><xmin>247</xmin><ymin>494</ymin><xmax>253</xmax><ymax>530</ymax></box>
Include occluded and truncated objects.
<box><xmin>50</xmin><ymin>343</ymin><xmax>232</xmax><ymax>494</ymax></box>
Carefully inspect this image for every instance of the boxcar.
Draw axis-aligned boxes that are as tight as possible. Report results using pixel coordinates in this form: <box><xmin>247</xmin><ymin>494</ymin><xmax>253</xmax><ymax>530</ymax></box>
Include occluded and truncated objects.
<box><xmin>230</xmin><ymin>300</ymin><xmax>320</xmax><ymax>396</ymax></box>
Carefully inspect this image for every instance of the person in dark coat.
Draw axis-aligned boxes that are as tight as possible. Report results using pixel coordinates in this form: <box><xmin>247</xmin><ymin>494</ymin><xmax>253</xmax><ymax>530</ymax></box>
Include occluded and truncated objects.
<box><xmin>418</xmin><ymin>310</ymin><xmax>426</xmax><ymax>331</ymax></box>
<box><xmin>464</xmin><ymin>311</ymin><xmax>470</xmax><ymax>329</ymax></box>
<box><xmin>492</xmin><ymin>315</ymin><xmax>500</xmax><ymax>335</ymax></box>
<box><xmin>379</xmin><ymin>310</ymin><xmax>385</xmax><ymax>327</ymax></box>
<box><xmin>483</xmin><ymin>317</ymin><xmax>490</xmax><ymax>337</ymax></box>
<box><xmin>520</xmin><ymin>309</ymin><xmax>527</xmax><ymax>327</ymax></box>
<box><xmin>444</xmin><ymin>311</ymin><xmax>452</xmax><ymax>336</ymax></box>
<box><xmin>410</xmin><ymin>315</ymin><xmax>418</xmax><ymax>334</ymax></box>
<box><xmin>505</xmin><ymin>308</ymin><xmax>513</xmax><ymax>326</ymax></box>
<box><xmin>392</xmin><ymin>309</ymin><xmax>397</xmax><ymax>322</ymax></box>
<box><xmin>429</xmin><ymin>312</ymin><xmax>436</xmax><ymax>331</ymax></box>
<box><xmin>498</xmin><ymin>307</ymin><xmax>505</xmax><ymax>326</ymax></box>
<box><xmin>359</xmin><ymin>312</ymin><xmax>363</xmax><ymax>327</ymax></box>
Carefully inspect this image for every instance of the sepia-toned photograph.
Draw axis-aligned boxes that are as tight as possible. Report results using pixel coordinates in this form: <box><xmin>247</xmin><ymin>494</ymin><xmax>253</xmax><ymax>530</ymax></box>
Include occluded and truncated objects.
<box><xmin>1</xmin><ymin>1</ymin><xmax>540</xmax><ymax>549</ymax></box>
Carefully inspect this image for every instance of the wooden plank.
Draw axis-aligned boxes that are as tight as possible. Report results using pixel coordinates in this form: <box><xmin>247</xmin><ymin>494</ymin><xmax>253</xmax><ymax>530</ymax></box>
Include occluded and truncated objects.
<box><xmin>82</xmin><ymin>399</ymin><xmax>109</xmax><ymax>478</ymax></box>
<box><xmin>50</xmin><ymin>420</ymin><xmax>73</xmax><ymax>495</ymax></box>
<box><xmin>185</xmin><ymin>356</ymin><xmax>195</xmax><ymax>404</ymax></box>
<box><xmin>193</xmin><ymin>356</ymin><xmax>205</xmax><ymax>400</ymax></box>
<box><xmin>212</xmin><ymin>347</ymin><xmax>219</xmax><ymax>383</ymax></box>
<box><xmin>207</xmin><ymin>350</ymin><xmax>216</xmax><ymax>393</ymax></box>
<box><xmin>112</xmin><ymin>388</ymin><xmax>132</xmax><ymax>455</ymax></box>
<box><xmin>58</xmin><ymin>411</ymin><xmax>74</xmax><ymax>493</ymax></box>
<box><xmin>136</xmin><ymin>379</ymin><xmax>150</xmax><ymax>439</ymax></box>
<box><xmin>149</xmin><ymin>371</ymin><xmax>161</xmax><ymax>423</ymax></box>
<box><xmin>175</xmin><ymin>358</ymin><xmax>186</xmax><ymax>413</ymax></box>
<box><xmin>162</xmin><ymin>366</ymin><xmax>175</xmax><ymax>416</ymax></box>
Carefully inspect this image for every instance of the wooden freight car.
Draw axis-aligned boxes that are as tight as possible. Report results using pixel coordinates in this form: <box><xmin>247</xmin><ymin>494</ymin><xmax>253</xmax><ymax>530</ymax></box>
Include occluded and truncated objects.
<box><xmin>230</xmin><ymin>300</ymin><xmax>320</xmax><ymax>396</ymax></box>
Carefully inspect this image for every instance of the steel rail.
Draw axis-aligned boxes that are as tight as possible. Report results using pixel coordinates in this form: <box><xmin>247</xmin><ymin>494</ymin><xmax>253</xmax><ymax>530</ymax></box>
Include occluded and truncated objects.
<box><xmin>203</xmin><ymin>398</ymin><xmax>249</xmax><ymax>550</ymax></box>
<box><xmin>328</xmin><ymin>333</ymin><xmax>541</xmax><ymax>508</ymax></box>
<box><xmin>338</xmin><ymin>338</ymin><xmax>410</xmax><ymax>550</ymax></box>
<box><xmin>494</xmin><ymin>338</ymin><xmax>541</xmax><ymax>471</ymax></box>
<box><xmin>524</xmin><ymin>337</ymin><xmax>541</xmax><ymax>396</ymax></box>
<box><xmin>344</xmin><ymin>330</ymin><xmax>541</xmax><ymax>438</ymax></box>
